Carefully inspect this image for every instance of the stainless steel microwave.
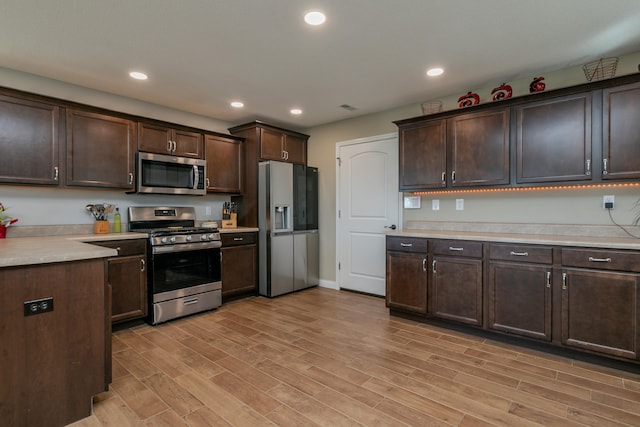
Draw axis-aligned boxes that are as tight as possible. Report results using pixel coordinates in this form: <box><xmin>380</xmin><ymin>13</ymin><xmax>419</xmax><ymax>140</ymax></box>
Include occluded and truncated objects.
<box><xmin>136</xmin><ymin>152</ymin><xmax>207</xmax><ymax>195</ymax></box>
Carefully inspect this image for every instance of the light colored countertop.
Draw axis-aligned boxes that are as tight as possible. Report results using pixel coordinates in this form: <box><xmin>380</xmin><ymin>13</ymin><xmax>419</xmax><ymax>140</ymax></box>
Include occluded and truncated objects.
<box><xmin>0</xmin><ymin>232</ymin><xmax>148</xmax><ymax>268</ymax></box>
<box><xmin>387</xmin><ymin>229</ymin><xmax>640</xmax><ymax>250</ymax></box>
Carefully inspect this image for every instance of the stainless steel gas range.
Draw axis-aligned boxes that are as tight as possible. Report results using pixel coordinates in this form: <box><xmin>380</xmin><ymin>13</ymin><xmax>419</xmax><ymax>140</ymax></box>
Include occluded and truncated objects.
<box><xmin>128</xmin><ymin>206</ymin><xmax>221</xmax><ymax>324</ymax></box>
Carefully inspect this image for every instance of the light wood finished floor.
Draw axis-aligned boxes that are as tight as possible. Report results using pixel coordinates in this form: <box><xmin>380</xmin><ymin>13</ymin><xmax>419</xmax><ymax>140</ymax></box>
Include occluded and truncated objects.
<box><xmin>70</xmin><ymin>287</ymin><xmax>640</xmax><ymax>427</ymax></box>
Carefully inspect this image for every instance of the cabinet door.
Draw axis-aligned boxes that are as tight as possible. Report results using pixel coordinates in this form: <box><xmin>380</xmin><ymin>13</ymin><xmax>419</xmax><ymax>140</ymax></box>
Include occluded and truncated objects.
<box><xmin>489</xmin><ymin>262</ymin><xmax>552</xmax><ymax>340</ymax></box>
<box><xmin>259</xmin><ymin>128</ymin><xmax>285</xmax><ymax>161</ymax></box>
<box><xmin>173</xmin><ymin>129</ymin><xmax>203</xmax><ymax>158</ymax></box>
<box><xmin>432</xmin><ymin>256</ymin><xmax>483</xmax><ymax>325</ymax></box>
<box><xmin>386</xmin><ymin>251</ymin><xmax>427</xmax><ymax>314</ymax></box>
<box><xmin>399</xmin><ymin>120</ymin><xmax>447</xmax><ymax>190</ymax></box>
<box><xmin>66</xmin><ymin>110</ymin><xmax>135</xmax><ymax>189</ymax></box>
<box><xmin>516</xmin><ymin>93</ymin><xmax>592</xmax><ymax>183</ymax></box>
<box><xmin>0</xmin><ymin>94</ymin><xmax>60</xmax><ymax>185</ymax></box>
<box><xmin>221</xmin><ymin>244</ymin><xmax>257</xmax><ymax>298</ymax></box>
<box><xmin>449</xmin><ymin>108</ymin><xmax>510</xmax><ymax>187</ymax></box>
<box><xmin>137</xmin><ymin>122</ymin><xmax>173</xmax><ymax>154</ymax></box>
<box><xmin>602</xmin><ymin>82</ymin><xmax>640</xmax><ymax>180</ymax></box>
<box><xmin>284</xmin><ymin>134</ymin><xmax>307</xmax><ymax>164</ymax></box>
<box><xmin>205</xmin><ymin>135</ymin><xmax>242</xmax><ymax>193</ymax></box>
<box><xmin>109</xmin><ymin>255</ymin><xmax>147</xmax><ymax>323</ymax></box>
<box><xmin>562</xmin><ymin>268</ymin><xmax>639</xmax><ymax>359</ymax></box>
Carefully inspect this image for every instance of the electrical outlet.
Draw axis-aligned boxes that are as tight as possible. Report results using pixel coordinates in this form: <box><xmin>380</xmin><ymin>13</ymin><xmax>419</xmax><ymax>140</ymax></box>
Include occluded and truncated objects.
<box><xmin>23</xmin><ymin>297</ymin><xmax>54</xmax><ymax>316</ymax></box>
<box><xmin>205</xmin><ymin>206</ymin><xmax>212</xmax><ymax>216</ymax></box>
<box><xmin>432</xmin><ymin>199</ymin><xmax>440</xmax><ymax>211</ymax></box>
<box><xmin>456</xmin><ymin>199</ymin><xmax>464</xmax><ymax>211</ymax></box>
<box><xmin>603</xmin><ymin>195</ymin><xmax>615</xmax><ymax>209</ymax></box>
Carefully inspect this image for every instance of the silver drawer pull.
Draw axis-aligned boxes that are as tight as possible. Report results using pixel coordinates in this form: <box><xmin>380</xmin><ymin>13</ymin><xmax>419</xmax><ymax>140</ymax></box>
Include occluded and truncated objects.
<box><xmin>183</xmin><ymin>298</ymin><xmax>199</xmax><ymax>306</ymax></box>
<box><xmin>449</xmin><ymin>247</ymin><xmax>464</xmax><ymax>251</ymax></box>
<box><xmin>400</xmin><ymin>243</ymin><xmax>413</xmax><ymax>247</ymax></box>
<box><xmin>510</xmin><ymin>251</ymin><xmax>529</xmax><ymax>257</ymax></box>
<box><xmin>233</xmin><ymin>237</ymin><xmax>244</xmax><ymax>241</ymax></box>
<box><xmin>588</xmin><ymin>256</ymin><xmax>612</xmax><ymax>263</ymax></box>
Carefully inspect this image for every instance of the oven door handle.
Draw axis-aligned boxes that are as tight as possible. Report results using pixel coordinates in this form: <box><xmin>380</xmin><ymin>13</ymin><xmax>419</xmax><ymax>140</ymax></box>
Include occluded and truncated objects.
<box><xmin>152</xmin><ymin>241</ymin><xmax>222</xmax><ymax>254</ymax></box>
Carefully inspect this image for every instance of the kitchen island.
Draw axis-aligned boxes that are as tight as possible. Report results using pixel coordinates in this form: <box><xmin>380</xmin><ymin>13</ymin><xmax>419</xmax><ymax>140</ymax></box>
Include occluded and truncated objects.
<box><xmin>0</xmin><ymin>232</ymin><xmax>143</xmax><ymax>427</ymax></box>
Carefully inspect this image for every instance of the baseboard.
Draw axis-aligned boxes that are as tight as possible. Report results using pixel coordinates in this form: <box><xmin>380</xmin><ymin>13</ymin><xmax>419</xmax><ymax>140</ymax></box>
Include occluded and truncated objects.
<box><xmin>318</xmin><ymin>279</ymin><xmax>339</xmax><ymax>290</ymax></box>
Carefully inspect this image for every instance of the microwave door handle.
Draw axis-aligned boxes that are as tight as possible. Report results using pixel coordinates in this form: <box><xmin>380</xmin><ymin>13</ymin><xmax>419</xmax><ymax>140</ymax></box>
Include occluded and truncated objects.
<box><xmin>192</xmin><ymin>165</ymin><xmax>199</xmax><ymax>189</ymax></box>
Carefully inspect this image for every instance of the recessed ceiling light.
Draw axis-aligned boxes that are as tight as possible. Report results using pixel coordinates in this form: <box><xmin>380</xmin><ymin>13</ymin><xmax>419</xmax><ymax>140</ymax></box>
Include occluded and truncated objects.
<box><xmin>129</xmin><ymin>71</ymin><xmax>148</xmax><ymax>80</ymax></box>
<box><xmin>230</xmin><ymin>101</ymin><xmax>244</xmax><ymax>108</ymax></box>
<box><xmin>304</xmin><ymin>11</ymin><xmax>326</xmax><ymax>26</ymax></box>
<box><xmin>426</xmin><ymin>67</ymin><xmax>444</xmax><ymax>77</ymax></box>
<box><xmin>290</xmin><ymin>108</ymin><xmax>303</xmax><ymax>115</ymax></box>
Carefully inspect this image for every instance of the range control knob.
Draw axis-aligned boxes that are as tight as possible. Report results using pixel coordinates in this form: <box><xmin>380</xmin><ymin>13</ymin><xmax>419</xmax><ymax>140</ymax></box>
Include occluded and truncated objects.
<box><xmin>208</xmin><ymin>233</ymin><xmax>216</xmax><ymax>240</ymax></box>
<box><xmin>200</xmin><ymin>234</ymin><xmax>209</xmax><ymax>241</ymax></box>
<box><xmin>169</xmin><ymin>237</ymin><xmax>176</xmax><ymax>243</ymax></box>
<box><xmin>186</xmin><ymin>235</ymin><xmax>192</xmax><ymax>242</ymax></box>
<box><xmin>161</xmin><ymin>237</ymin><xmax>169</xmax><ymax>244</ymax></box>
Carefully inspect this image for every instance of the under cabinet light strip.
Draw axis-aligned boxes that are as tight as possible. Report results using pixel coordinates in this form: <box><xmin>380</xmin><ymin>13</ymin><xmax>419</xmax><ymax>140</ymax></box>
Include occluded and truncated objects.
<box><xmin>412</xmin><ymin>182</ymin><xmax>640</xmax><ymax>196</ymax></box>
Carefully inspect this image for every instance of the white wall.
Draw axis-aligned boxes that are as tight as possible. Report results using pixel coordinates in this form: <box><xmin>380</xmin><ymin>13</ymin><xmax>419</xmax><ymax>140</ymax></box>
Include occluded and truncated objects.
<box><xmin>306</xmin><ymin>51</ymin><xmax>640</xmax><ymax>283</ymax></box>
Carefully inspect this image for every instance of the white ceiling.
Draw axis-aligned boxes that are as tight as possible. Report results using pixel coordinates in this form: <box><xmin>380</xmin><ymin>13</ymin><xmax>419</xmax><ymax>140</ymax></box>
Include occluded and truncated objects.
<box><xmin>2</xmin><ymin>0</ymin><xmax>640</xmax><ymax>129</ymax></box>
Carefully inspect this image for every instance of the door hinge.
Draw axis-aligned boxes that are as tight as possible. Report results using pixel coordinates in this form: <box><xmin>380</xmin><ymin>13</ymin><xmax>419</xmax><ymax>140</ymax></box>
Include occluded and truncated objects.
<box><xmin>338</xmin><ymin>210</ymin><xmax>341</xmax><ymax>219</ymax></box>
<box><xmin>338</xmin><ymin>262</ymin><xmax>341</xmax><ymax>270</ymax></box>
<box><xmin>337</xmin><ymin>157</ymin><xmax>342</xmax><ymax>166</ymax></box>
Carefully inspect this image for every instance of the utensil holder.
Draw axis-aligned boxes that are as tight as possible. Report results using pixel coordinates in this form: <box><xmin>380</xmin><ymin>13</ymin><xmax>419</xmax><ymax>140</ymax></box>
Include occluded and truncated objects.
<box><xmin>94</xmin><ymin>220</ymin><xmax>109</xmax><ymax>234</ymax></box>
<box><xmin>221</xmin><ymin>213</ymin><xmax>237</xmax><ymax>229</ymax></box>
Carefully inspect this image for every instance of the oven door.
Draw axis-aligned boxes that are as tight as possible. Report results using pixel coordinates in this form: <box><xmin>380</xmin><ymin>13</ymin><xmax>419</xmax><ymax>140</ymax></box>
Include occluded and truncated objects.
<box><xmin>149</xmin><ymin>245</ymin><xmax>221</xmax><ymax>298</ymax></box>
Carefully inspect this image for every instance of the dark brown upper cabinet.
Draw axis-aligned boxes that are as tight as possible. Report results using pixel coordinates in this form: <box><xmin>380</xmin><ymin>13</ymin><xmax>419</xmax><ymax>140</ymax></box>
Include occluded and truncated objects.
<box><xmin>66</xmin><ymin>109</ymin><xmax>136</xmax><ymax>190</ymax></box>
<box><xmin>259</xmin><ymin>127</ymin><xmax>307</xmax><ymax>164</ymax></box>
<box><xmin>516</xmin><ymin>93</ymin><xmax>593</xmax><ymax>183</ymax></box>
<box><xmin>0</xmin><ymin>94</ymin><xmax>61</xmax><ymax>185</ymax></box>
<box><xmin>399</xmin><ymin>119</ymin><xmax>447</xmax><ymax>190</ymax></box>
<box><xmin>205</xmin><ymin>134</ymin><xmax>243</xmax><ymax>194</ymax></box>
<box><xmin>602</xmin><ymin>81</ymin><xmax>640</xmax><ymax>180</ymax></box>
<box><xmin>398</xmin><ymin>107</ymin><xmax>509</xmax><ymax>191</ymax></box>
<box><xmin>138</xmin><ymin>121</ymin><xmax>203</xmax><ymax>159</ymax></box>
<box><xmin>448</xmin><ymin>108</ymin><xmax>510</xmax><ymax>188</ymax></box>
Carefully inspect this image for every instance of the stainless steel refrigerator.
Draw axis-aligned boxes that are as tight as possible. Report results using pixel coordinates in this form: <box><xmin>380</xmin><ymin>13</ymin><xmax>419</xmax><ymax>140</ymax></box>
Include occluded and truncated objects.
<box><xmin>258</xmin><ymin>161</ymin><xmax>319</xmax><ymax>297</ymax></box>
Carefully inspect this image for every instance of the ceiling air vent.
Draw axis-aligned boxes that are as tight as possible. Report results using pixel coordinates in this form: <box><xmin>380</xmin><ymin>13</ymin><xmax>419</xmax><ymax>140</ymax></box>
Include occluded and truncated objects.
<box><xmin>340</xmin><ymin>104</ymin><xmax>357</xmax><ymax>111</ymax></box>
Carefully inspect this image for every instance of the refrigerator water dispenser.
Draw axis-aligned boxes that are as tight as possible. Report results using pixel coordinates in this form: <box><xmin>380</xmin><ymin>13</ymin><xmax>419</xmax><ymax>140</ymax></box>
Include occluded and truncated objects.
<box><xmin>274</xmin><ymin>205</ymin><xmax>290</xmax><ymax>230</ymax></box>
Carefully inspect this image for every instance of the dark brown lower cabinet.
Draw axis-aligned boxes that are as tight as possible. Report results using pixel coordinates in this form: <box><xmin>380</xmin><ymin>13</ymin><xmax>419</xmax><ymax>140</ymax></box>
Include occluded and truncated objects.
<box><xmin>385</xmin><ymin>236</ymin><xmax>428</xmax><ymax>314</ymax></box>
<box><xmin>562</xmin><ymin>268</ymin><xmax>639</xmax><ymax>360</ymax></box>
<box><xmin>0</xmin><ymin>259</ymin><xmax>110</xmax><ymax>426</ymax></box>
<box><xmin>221</xmin><ymin>232</ymin><xmax>257</xmax><ymax>299</ymax></box>
<box><xmin>91</xmin><ymin>239</ymin><xmax>147</xmax><ymax>323</ymax></box>
<box><xmin>489</xmin><ymin>263</ymin><xmax>552</xmax><ymax>340</ymax></box>
<box><xmin>432</xmin><ymin>256</ymin><xmax>483</xmax><ymax>325</ymax></box>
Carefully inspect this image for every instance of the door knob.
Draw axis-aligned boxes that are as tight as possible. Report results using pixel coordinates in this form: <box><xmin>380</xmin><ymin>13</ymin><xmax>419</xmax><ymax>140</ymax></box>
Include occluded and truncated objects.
<box><xmin>384</xmin><ymin>224</ymin><xmax>397</xmax><ymax>230</ymax></box>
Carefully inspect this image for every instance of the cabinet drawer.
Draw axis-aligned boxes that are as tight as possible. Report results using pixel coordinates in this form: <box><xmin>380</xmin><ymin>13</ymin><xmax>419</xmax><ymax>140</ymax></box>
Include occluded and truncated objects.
<box><xmin>562</xmin><ymin>248</ymin><xmax>640</xmax><ymax>272</ymax></box>
<box><xmin>490</xmin><ymin>244</ymin><xmax>552</xmax><ymax>264</ymax></box>
<box><xmin>432</xmin><ymin>239</ymin><xmax>482</xmax><ymax>258</ymax></box>
<box><xmin>386</xmin><ymin>236</ymin><xmax>428</xmax><ymax>253</ymax></box>
<box><xmin>222</xmin><ymin>232</ymin><xmax>257</xmax><ymax>246</ymax></box>
<box><xmin>91</xmin><ymin>239</ymin><xmax>146</xmax><ymax>257</ymax></box>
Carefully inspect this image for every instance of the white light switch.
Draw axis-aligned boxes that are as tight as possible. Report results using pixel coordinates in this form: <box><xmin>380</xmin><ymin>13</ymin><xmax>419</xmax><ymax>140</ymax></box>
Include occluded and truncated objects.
<box><xmin>432</xmin><ymin>199</ymin><xmax>440</xmax><ymax>211</ymax></box>
<box><xmin>205</xmin><ymin>206</ymin><xmax>211</xmax><ymax>215</ymax></box>
<box><xmin>456</xmin><ymin>199</ymin><xmax>464</xmax><ymax>211</ymax></box>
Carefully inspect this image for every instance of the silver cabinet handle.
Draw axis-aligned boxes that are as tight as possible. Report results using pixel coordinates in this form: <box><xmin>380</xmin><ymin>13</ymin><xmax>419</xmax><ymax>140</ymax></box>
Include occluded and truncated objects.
<box><xmin>546</xmin><ymin>271</ymin><xmax>551</xmax><ymax>288</ymax></box>
<box><xmin>510</xmin><ymin>251</ymin><xmax>529</xmax><ymax>257</ymax></box>
<box><xmin>115</xmin><ymin>247</ymin><xmax>121</xmax><ymax>255</ymax></box>
<box><xmin>140</xmin><ymin>259</ymin><xmax>145</xmax><ymax>272</ymax></box>
<box><xmin>167</xmin><ymin>140</ymin><xmax>173</xmax><ymax>152</ymax></box>
<box><xmin>603</xmin><ymin>158</ymin><xmax>608</xmax><ymax>175</ymax></box>
<box><xmin>206</xmin><ymin>178</ymin><xmax>211</xmax><ymax>188</ymax></box>
<box><xmin>441</xmin><ymin>171</ymin><xmax>446</xmax><ymax>186</ymax></box>
<box><xmin>400</xmin><ymin>243</ymin><xmax>413</xmax><ymax>247</ymax></box>
<box><xmin>183</xmin><ymin>298</ymin><xmax>198</xmax><ymax>306</ymax></box>
<box><xmin>432</xmin><ymin>259</ymin><xmax>437</xmax><ymax>273</ymax></box>
<box><xmin>451</xmin><ymin>170</ymin><xmax>456</xmax><ymax>183</ymax></box>
<box><xmin>449</xmin><ymin>247</ymin><xmax>464</xmax><ymax>252</ymax></box>
<box><xmin>422</xmin><ymin>258</ymin><xmax>427</xmax><ymax>272</ymax></box>
<box><xmin>128</xmin><ymin>172</ymin><xmax>134</xmax><ymax>185</ymax></box>
<box><xmin>588</xmin><ymin>256</ymin><xmax>612</xmax><ymax>263</ymax></box>
<box><xmin>282</xmin><ymin>151</ymin><xmax>286</xmax><ymax>160</ymax></box>
<box><xmin>53</xmin><ymin>166</ymin><xmax>59</xmax><ymax>181</ymax></box>
<box><xmin>586</xmin><ymin>159</ymin><xmax>591</xmax><ymax>176</ymax></box>
<box><xmin>233</xmin><ymin>237</ymin><xmax>244</xmax><ymax>241</ymax></box>
<box><xmin>562</xmin><ymin>272</ymin><xmax>567</xmax><ymax>290</ymax></box>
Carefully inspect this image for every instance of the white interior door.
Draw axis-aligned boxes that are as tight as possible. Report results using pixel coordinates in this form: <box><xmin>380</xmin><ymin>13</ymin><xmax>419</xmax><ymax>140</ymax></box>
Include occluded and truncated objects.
<box><xmin>337</xmin><ymin>133</ymin><xmax>399</xmax><ymax>296</ymax></box>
